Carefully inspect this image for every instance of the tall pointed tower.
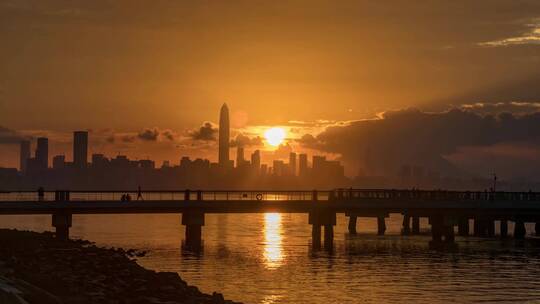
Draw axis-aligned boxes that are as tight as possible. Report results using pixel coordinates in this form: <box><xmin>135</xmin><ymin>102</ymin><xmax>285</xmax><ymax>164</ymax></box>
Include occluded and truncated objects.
<box><xmin>219</xmin><ymin>103</ymin><xmax>230</xmax><ymax>166</ymax></box>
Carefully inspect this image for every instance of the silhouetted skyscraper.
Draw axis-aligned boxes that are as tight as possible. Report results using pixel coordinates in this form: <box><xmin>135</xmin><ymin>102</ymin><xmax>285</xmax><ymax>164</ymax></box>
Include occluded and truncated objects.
<box><xmin>251</xmin><ymin>150</ymin><xmax>261</xmax><ymax>171</ymax></box>
<box><xmin>289</xmin><ymin>152</ymin><xmax>297</xmax><ymax>176</ymax></box>
<box><xmin>73</xmin><ymin>131</ymin><xmax>88</xmax><ymax>168</ymax></box>
<box><xmin>19</xmin><ymin>140</ymin><xmax>30</xmax><ymax>173</ymax></box>
<box><xmin>299</xmin><ymin>153</ymin><xmax>308</xmax><ymax>176</ymax></box>
<box><xmin>35</xmin><ymin>137</ymin><xmax>48</xmax><ymax>169</ymax></box>
<box><xmin>236</xmin><ymin>146</ymin><xmax>244</xmax><ymax>167</ymax></box>
<box><xmin>219</xmin><ymin>103</ymin><xmax>230</xmax><ymax>167</ymax></box>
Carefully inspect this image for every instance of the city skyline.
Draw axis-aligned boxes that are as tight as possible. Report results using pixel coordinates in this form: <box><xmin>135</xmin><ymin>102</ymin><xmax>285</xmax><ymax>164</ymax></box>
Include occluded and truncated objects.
<box><xmin>9</xmin><ymin>104</ymin><xmax>344</xmax><ymax>175</ymax></box>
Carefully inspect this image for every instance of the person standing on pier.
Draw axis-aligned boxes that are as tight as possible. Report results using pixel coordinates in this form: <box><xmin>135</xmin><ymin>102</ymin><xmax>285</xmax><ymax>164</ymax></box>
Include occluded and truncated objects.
<box><xmin>137</xmin><ymin>186</ymin><xmax>144</xmax><ymax>201</ymax></box>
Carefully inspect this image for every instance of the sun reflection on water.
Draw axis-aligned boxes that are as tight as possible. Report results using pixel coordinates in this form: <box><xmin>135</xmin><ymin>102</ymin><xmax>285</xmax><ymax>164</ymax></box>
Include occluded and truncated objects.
<box><xmin>263</xmin><ymin>213</ymin><xmax>284</xmax><ymax>269</ymax></box>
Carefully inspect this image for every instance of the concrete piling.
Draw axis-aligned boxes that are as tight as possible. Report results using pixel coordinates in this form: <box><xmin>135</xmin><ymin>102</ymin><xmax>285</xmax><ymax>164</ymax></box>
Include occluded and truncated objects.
<box><xmin>182</xmin><ymin>211</ymin><xmax>205</xmax><ymax>249</ymax></box>
<box><xmin>458</xmin><ymin>218</ymin><xmax>469</xmax><ymax>236</ymax></box>
<box><xmin>402</xmin><ymin>214</ymin><xmax>411</xmax><ymax>235</ymax></box>
<box><xmin>348</xmin><ymin>215</ymin><xmax>357</xmax><ymax>234</ymax></box>
<box><xmin>309</xmin><ymin>211</ymin><xmax>336</xmax><ymax>251</ymax></box>
<box><xmin>514</xmin><ymin>219</ymin><xmax>526</xmax><ymax>239</ymax></box>
<box><xmin>377</xmin><ymin>216</ymin><xmax>386</xmax><ymax>236</ymax></box>
<box><xmin>52</xmin><ymin>213</ymin><xmax>72</xmax><ymax>241</ymax></box>
<box><xmin>412</xmin><ymin>216</ymin><xmax>420</xmax><ymax>234</ymax></box>
<box><xmin>500</xmin><ymin>220</ymin><xmax>508</xmax><ymax>237</ymax></box>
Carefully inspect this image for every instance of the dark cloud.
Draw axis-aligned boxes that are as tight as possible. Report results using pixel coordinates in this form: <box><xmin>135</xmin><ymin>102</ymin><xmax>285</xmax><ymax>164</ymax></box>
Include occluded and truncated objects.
<box><xmin>0</xmin><ymin>126</ymin><xmax>29</xmax><ymax>144</ymax></box>
<box><xmin>305</xmin><ymin>108</ymin><xmax>540</xmax><ymax>179</ymax></box>
<box><xmin>230</xmin><ymin>134</ymin><xmax>263</xmax><ymax>147</ymax></box>
<box><xmin>297</xmin><ymin>134</ymin><xmax>319</xmax><ymax>147</ymax></box>
<box><xmin>190</xmin><ymin>122</ymin><xmax>217</xmax><ymax>141</ymax></box>
<box><xmin>137</xmin><ymin>128</ymin><xmax>159</xmax><ymax>141</ymax></box>
<box><xmin>162</xmin><ymin>130</ymin><xmax>175</xmax><ymax>141</ymax></box>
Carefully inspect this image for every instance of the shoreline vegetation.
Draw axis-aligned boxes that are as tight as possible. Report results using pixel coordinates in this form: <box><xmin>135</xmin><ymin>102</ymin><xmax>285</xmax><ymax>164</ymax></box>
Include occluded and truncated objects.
<box><xmin>0</xmin><ymin>229</ymin><xmax>240</xmax><ymax>304</ymax></box>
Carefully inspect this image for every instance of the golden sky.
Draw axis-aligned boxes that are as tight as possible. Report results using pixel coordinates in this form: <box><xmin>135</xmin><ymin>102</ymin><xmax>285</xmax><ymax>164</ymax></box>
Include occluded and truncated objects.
<box><xmin>1</xmin><ymin>1</ymin><xmax>540</xmax><ymax>177</ymax></box>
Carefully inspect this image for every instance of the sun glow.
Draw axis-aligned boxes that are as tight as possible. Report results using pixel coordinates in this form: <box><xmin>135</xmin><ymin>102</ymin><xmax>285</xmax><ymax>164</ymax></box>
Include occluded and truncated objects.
<box><xmin>264</xmin><ymin>127</ymin><xmax>286</xmax><ymax>147</ymax></box>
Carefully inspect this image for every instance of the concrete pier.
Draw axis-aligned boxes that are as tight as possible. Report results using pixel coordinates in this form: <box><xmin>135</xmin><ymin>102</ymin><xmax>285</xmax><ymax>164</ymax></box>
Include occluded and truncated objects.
<box><xmin>52</xmin><ymin>213</ymin><xmax>72</xmax><ymax>241</ymax></box>
<box><xmin>377</xmin><ymin>216</ymin><xmax>386</xmax><ymax>236</ymax></box>
<box><xmin>3</xmin><ymin>188</ymin><xmax>540</xmax><ymax>248</ymax></box>
<box><xmin>182</xmin><ymin>211</ymin><xmax>205</xmax><ymax>249</ymax></box>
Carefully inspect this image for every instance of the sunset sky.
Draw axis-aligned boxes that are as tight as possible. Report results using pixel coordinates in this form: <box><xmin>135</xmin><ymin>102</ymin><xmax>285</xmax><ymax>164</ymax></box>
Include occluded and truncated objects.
<box><xmin>1</xmin><ymin>1</ymin><xmax>540</xmax><ymax>179</ymax></box>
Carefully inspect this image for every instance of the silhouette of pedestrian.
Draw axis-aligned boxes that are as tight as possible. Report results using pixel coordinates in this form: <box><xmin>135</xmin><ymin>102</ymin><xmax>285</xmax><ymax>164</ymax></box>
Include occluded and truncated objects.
<box><xmin>37</xmin><ymin>187</ymin><xmax>45</xmax><ymax>202</ymax></box>
<box><xmin>126</xmin><ymin>193</ymin><xmax>132</xmax><ymax>201</ymax></box>
<box><xmin>137</xmin><ymin>186</ymin><xmax>144</xmax><ymax>201</ymax></box>
<box><xmin>121</xmin><ymin>194</ymin><xmax>126</xmax><ymax>202</ymax></box>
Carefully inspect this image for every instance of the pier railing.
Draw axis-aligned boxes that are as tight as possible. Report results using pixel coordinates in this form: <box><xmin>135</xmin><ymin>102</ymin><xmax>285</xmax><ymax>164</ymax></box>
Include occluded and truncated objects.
<box><xmin>0</xmin><ymin>189</ymin><xmax>539</xmax><ymax>203</ymax></box>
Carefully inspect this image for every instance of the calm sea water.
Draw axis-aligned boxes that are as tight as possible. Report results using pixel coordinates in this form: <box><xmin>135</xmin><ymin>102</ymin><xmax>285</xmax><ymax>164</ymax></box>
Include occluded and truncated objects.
<box><xmin>2</xmin><ymin>213</ymin><xmax>540</xmax><ymax>303</ymax></box>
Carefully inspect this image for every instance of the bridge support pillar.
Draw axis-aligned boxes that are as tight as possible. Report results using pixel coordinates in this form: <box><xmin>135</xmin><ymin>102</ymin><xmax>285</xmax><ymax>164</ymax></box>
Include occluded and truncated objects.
<box><xmin>309</xmin><ymin>211</ymin><xmax>336</xmax><ymax>250</ymax></box>
<box><xmin>474</xmin><ymin>218</ymin><xmax>489</xmax><ymax>237</ymax></box>
<box><xmin>514</xmin><ymin>219</ymin><xmax>526</xmax><ymax>239</ymax></box>
<box><xmin>324</xmin><ymin>225</ymin><xmax>334</xmax><ymax>250</ymax></box>
<box><xmin>487</xmin><ymin>220</ymin><xmax>495</xmax><ymax>237</ymax></box>
<box><xmin>377</xmin><ymin>216</ymin><xmax>386</xmax><ymax>236</ymax></box>
<box><xmin>411</xmin><ymin>216</ymin><xmax>420</xmax><ymax>235</ymax></box>
<box><xmin>402</xmin><ymin>214</ymin><xmax>411</xmax><ymax>235</ymax></box>
<box><xmin>347</xmin><ymin>214</ymin><xmax>357</xmax><ymax>234</ymax></box>
<box><xmin>429</xmin><ymin>215</ymin><xmax>455</xmax><ymax>245</ymax></box>
<box><xmin>52</xmin><ymin>213</ymin><xmax>72</xmax><ymax>241</ymax></box>
<box><xmin>182</xmin><ymin>211</ymin><xmax>205</xmax><ymax>249</ymax></box>
<box><xmin>311</xmin><ymin>224</ymin><xmax>321</xmax><ymax>249</ymax></box>
<box><xmin>430</xmin><ymin>217</ymin><xmax>443</xmax><ymax>243</ymax></box>
<box><xmin>500</xmin><ymin>220</ymin><xmax>508</xmax><ymax>237</ymax></box>
<box><xmin>458</xmin><ymin>218</ymin><xmax>469</xmax><ymax>236</ymax></box>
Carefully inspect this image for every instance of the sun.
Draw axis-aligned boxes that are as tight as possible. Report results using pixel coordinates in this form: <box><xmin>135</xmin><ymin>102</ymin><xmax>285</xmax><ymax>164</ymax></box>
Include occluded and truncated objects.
<box><xmin>264</xmin><ymin>127</ymin><xmax>286</xmax><ymax>147</ymax></box>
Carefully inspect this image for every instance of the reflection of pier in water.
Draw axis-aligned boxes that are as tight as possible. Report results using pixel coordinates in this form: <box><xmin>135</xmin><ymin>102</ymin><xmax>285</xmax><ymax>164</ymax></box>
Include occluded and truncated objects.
<box><xmin>1</xmin><ymin>189</ymin><xmax>540</xmax><ymax>251</ymax></box>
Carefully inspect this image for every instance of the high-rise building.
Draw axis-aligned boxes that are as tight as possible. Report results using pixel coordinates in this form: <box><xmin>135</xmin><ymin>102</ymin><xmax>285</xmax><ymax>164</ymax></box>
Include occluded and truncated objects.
<box><xmin>299</xmin><ymin>153</ymin><xmax>308</xmax><ymax>176</ymax></box>
<box><xmin>312</xmin><ymin>155</ymin><xmax>326</xmax><ymax>172</ymax></box>
<box><xmin>35</xmin><ymin>137</ymin><xmax>48</xmax><ymax>169</ymax></box>
<box><xmin>73</xmin><ymin>131</ymin><xmax>88</xmax><ymax>168</ymax></box>
<box><xmin>218</xmin><ymin>103</ymin><xmax>230</xmax><ymax>167</ymax></box>
<box><xmin>251</xmin><ymin>150</ymin><xmax>261</xmax><ymax>171</ymax></box>
<box><xmin>273</xmin><ymin>160</ymin><xmax>285</xmax><ymax>176</ymax></box>
<box><xmin>289</xmin><ymin>152</ymin><xmax>297</xmax><ymax>176</ymax></box>
<box><xmin>52</xmin><ymin>155</ymin><xmax>66</xmax><ymax>169</ymax></box>
<box><xmin>236</xmin><ymin>146</ymin><xmax>244</xmax><ymax>167</ymax></box>
<box><xmin>19</xmin><ymin>140</ymin><xmax>30</xmax><ymax>173</ymax></box>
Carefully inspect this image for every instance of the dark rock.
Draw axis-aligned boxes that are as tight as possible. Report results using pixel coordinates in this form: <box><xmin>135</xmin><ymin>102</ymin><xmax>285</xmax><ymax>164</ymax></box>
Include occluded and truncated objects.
<box><xmin>0</xmin><ymin>229</ymin><xmax>242</xmax><ymax>304</ymax></box>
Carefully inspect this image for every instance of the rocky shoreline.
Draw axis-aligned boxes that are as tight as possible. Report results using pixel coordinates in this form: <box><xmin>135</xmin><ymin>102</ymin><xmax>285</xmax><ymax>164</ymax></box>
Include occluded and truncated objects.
<box><xmin>0</xmin><ymin>229</ymin><xmax>240</xmax><ymax>304</ymax></box>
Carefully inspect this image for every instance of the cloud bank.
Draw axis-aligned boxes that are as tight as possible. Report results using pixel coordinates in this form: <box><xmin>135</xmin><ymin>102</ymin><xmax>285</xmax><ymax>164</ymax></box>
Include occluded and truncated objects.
<box><xmin>301</xmin><ymin>108</ymin><xmax>540</xmax><ymax>180</ymax></box>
